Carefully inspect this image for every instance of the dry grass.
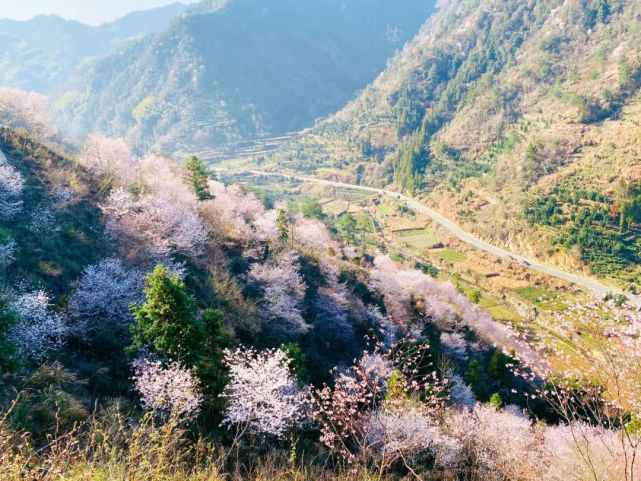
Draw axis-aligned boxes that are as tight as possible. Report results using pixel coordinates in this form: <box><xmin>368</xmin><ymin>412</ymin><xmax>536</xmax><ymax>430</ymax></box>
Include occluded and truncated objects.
<box><xmin>0</xmin><ymin>401</ymin><xmax>397</xmax><ymax>481</ymax></box>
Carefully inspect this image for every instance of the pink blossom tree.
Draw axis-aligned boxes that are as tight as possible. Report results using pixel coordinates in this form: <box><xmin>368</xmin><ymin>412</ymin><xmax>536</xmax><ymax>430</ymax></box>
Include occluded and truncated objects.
<box><xmin>248</xmin><ymin>251</ymin><xmax>309</xmax><ymax>336</ymax></box>
<box><xmin>205</xmin><ymin>180</ymin><xmax>276</xmax><ymax>243</ymax></box>
<box><xmin>221</xmin><ymin>347</ymin><xmax>309</xmax><ymax>439</ymax></box>
<box><xmin>101</xmin><ymin>189</ymin><xmax>208</xmax><ymax>260</ymax></box>
<box><xmin>132</xmin><ymin>357</ymin><xmax>202</xmax><ymax>421</ymax></box>
<box><xmin>78</xmin><ymin>133</ymin><xmax>139</xmax><ymax>183</ymax></box>
<box><xmin>314</xmin><ymin>342</ymin><xmax>446</xmax><ymax>468</ymax></box>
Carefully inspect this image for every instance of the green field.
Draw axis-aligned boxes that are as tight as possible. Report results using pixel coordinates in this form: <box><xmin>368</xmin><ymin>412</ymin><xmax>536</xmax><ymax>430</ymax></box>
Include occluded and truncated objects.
<box><xmin>376</xmin><ymin>203</ymin><xmax>392</xmax><ymax>215</ymax></box>
<box><xmin>434</xmin><ymin>248</ymin><xmax>468</xmax><ymax>263</ymax></box>
<box><xmin>513</xmin><ymin>286</ymin><xmax>569</xmax><ymax>312</ymax></box>
<box><xmin>393</xmin><ymin>228</ymin><xmax>439</xmax><ymax>249</ymax></box>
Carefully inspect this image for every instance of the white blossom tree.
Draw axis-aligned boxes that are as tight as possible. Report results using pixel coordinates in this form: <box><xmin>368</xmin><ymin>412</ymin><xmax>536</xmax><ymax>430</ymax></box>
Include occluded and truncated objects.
<box><xmin>132</xmin><ymin>357</ymin><xmax>202</xmax><ymax>421</ymax></box>
<box><xmin>0</xmin><ymin>87</ymin><xmax>54</xmax><ymax>141</ymax></box>
<box><xmin>0</xmin><ymin>160</ymin><xmax>24</xmax><ymax>220</ymax></box>
<box><xmin>101</xmin><ymin>189</ymin><xmax>208</xmax><ymax>259</ymax></box>
<box><xmin>10</xmin><ymin>290</ymin><xmax>68</xmax><ymax>360</ymax></box>
<box><xmin>221</xmin><ymin>347</ymin><xmax>309</xmax><ymax>439</ymax></box>
<box><xmin>78</xmin><ymin>133</ymin><xmax>139</xmax><ymax>183</ymax></box>
<box><xmin>0</xmin><ymin>238</ymin><xmax>16</xmax><ymax>266</ymax></box>
<box><xmin>248</xmin><ymin>251</ymin><xmax>309</xmax><ymax>335</ymax></box>
<box><xmin>68</xmin><ymin>258</ymin><xmax>144</xmax><ymax>336</ymax></box>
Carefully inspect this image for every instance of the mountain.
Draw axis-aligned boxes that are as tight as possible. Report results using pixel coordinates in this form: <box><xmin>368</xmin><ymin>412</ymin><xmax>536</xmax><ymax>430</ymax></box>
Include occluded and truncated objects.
<box><xmin>53</xmin><ymin>0</ymin><xmax>436</xmax><ymax>155</ymax></box>
<box><xmin>0</xmin><ymin>3</ymin><xmax>188</xmax><ymax>93</ymax></box>
<box><xmin>268</xmin><ymin>0</ymin><xmax>641</xmax><ymax>291</ymax></box>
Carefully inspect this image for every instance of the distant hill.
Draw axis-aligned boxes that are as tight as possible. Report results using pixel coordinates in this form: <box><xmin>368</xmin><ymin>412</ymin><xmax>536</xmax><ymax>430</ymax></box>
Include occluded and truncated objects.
<box><xmin>53</xmin><ymin>0</ymin><xmax>436</xmax><ymax>156</ymax></box>
<box><xmin>268</xmin><ymin>0</ymin><xmax>641</xmax><ymax>290</ymax></box>
<box><xmin>0</xmin><ymin>3</ymin><xmax>188</xmax><ymax>93</ymax></box>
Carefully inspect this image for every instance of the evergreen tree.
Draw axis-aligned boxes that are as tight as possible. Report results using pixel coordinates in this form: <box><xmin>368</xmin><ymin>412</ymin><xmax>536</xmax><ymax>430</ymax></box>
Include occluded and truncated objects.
<box><xmin>185</xmin><ymin>156</ymin><xmax>211</xmax><ymax>201</ymax></box>
<box><xmin>489</xmin><ymin>392</ymin><xmax>504</xmax><ymax>410</ymax></box>
<box><xmin>336</xmin><ymin>213</ymin><xmax>358</xmax><ymax>245</ymax></box>
<box><xmin>276</xmin><ymin>208</ymin><xmax>290</xmax><ymax>242</ymax></box>
<box><xmin>129</xmin><ymin>265</ymin><xmax>205</xmax><ymax>364</ymax></box>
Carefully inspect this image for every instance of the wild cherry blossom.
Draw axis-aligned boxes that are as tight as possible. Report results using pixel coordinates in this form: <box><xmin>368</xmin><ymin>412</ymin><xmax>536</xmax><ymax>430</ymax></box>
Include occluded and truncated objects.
<box><xmin>132</xmin><ymin>357</ymin><xmax>202</xmax><ymax>421</ymax></box>
<box><xmin>10</xmin><ymin>290</ymin><xmax>68</xmax><ymax>360</ymax></box>
<box><xmin>221</xmin><ymin>347</ymin><xmax>309</xmax><ymax>438</ymax></box>
<box><xmin>0</xmin><ymin>161</ymin><xmax>24</xmax><ymax>220</ymax></box>
<box><xmin>68</xmin><ymin>258</ymin><xmax>144</xmax><ymax>336</ymax></box>
<box><xmin>248</xmin><ymin>251</ymin><xmax>309</xmax><ymax>335</ymax></box>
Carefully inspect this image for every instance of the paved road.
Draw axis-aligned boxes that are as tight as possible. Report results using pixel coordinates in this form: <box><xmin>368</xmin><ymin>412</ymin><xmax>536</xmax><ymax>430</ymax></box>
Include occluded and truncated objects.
<box><xmin>230</xmin><ymin>169</ymin><xmax>625</xmax><ymax>299</ymax></box>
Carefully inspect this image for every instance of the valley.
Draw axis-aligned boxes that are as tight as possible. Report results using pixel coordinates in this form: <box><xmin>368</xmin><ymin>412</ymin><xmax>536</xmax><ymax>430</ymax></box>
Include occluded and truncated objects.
<box><xmin>2</xmin><ymin>1</ymin><xmax>641</xmax><ymax>480</ymax></box>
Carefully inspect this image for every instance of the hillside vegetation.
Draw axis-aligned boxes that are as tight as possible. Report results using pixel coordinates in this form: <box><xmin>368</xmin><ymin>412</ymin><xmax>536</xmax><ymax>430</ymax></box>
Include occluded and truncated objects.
<box><xmin>268</xmin><ymin>0</ymin><xmax>641</xmax><ymax>290</ymax></box>
<box><xmin>3</xmin><ymin>91</ymin><xmax>641</xmax><ymax>480</ymax></box>
<box><xmin>4</xmin><ymin>3</ymin><xmax>641</xmax><ymax>480</ymax></box>
<box><xmin>53</xmin><ymin>0</ymin><xmax>435</xmax><ymax>155</ymax></box>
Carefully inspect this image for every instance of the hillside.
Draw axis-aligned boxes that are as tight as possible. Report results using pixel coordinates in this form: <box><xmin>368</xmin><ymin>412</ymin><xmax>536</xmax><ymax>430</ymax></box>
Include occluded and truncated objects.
<box><xmin>2</xmin><ymin>122</ymin><xmax>641</xmax><ymax>481</ymax></box>
<box><xmin>0</xmin><ymin>3</ymin><xmax>187</xmax><ymax>93</ymax></box>
<box><xmin>53</xmin><ymin>0</ymin><xmax>436</xmax><ymax>155</ymax></box>
<box><xmin>267</xmin><ymin>0</ymin><xmax>641</xmax><ymax>291</ymax></box>
<box><xmin>5</xmin><ymin>4</ymin><xmax>641</xmax><ymax>480</ymax></box>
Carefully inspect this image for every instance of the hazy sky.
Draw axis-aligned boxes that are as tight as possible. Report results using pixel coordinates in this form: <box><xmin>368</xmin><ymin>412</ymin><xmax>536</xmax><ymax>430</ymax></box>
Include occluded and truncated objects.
<box><xmin>0</xmin><ymin>1</ymin><xmax>200</xmax><ymax>26</ymax></box>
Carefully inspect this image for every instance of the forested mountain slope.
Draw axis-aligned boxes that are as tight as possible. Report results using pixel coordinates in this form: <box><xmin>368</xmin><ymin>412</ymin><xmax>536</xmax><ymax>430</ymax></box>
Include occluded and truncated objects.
<box><xmin>53</xmin><ymin>0</ymin><xmax>436</xmax><ymax>155</ymax></box>
<box><xmin>0</xmin><ymin>3</ymin><xmax>187</xmax><ymax>93</ymax></box>
<box><xmin>3</xmin><ymin>67</ymin><xmax>641</xmax><ymax>480</ymax></box>
<box><xmin>270</xmin><ymin>0</ymin><xmax>641</xmax><ymax>291</ymax></box>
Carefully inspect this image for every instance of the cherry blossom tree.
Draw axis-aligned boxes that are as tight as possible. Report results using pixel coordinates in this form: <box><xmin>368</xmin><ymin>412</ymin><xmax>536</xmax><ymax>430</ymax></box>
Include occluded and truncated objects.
<box><xmin>248</xmin><ymin>251</ymin><xmax>309</xmax><ymax>336</ymax></box>
<box><xmin>101</xmin><ymin>189</ymin><xmax>208</xmax><ymax>259</ymax></box>
<box><xmin>443</xmin><ymin>404</ymin><xmax>542</xmax><ymax>480</ymax></box>
<box><xmin>0</xmin><ymin>87</ymin><xmax>53</xmax><ymax>141</ymax></box>
<box><xmin>132</xmin><ymin>357</ymin><xmax>202</xmax><ymax>421</ymax></box>
<box><xmin>542</xmin><ymin>422</ymin><xmax>638</xmax><ymax>481</ymax></box>
<box><xmin>0</xmin><ymin>160</ymin><xmax>24</xmax><ymax>220</ymax></box>
<box><xmin>369</xmin><ymin>256</ymin><xmax>538</xmax><ymax>361</ymax></box>
<box><xmin>293</xmin><ymin>215</ymin><xmax>339</xmax><ymax>253</ymax></box>
<box><xmin>78</xmin><ymin>133</ymin><xmax>139</xmax><ymax>183</ymax></box>
<box><xmin>10</xmin><ymin>290</ymin><xmax>68</xmax><ymax>360</ymax></box>
<box><xmin>314</xmin><ymin>343</ymin><xmax>446</xmax><ymax>467</ymax></box>
<box><xmin>68</xmin><ymin>258</ymin><xmax>144</xmax><ymax>336</ymax></box>
<box><xmin>440</xmin><ymin>332</ymin><xmax>469</xmax><ymax>361</ymax></box>
<box><xmin>221</xmin><ymin>347</ymin><xmax>309</xmax><ymax>439</ymax></box>
<box><xmin>205</xmin><ymin>180</ymin><xmax>276</xmax><ymax>243</ymax></box>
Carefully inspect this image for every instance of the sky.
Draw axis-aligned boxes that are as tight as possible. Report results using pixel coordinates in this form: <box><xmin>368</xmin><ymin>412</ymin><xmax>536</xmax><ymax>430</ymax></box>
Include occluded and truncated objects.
<box><xmin>0</xmin><ymin>1</ymin><xmax>200</xmax><ymax>26</ymax></box>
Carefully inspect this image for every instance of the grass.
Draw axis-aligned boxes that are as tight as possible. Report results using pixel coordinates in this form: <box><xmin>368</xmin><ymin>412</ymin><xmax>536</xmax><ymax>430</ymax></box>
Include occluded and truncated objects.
<box><xmin>0</xmin><ymin>410</ymin><xmax>386</xmax><ymax>481</ymax></box>
<box><xmin>376</xmin><ymin>203</ymin><xmax>392</xmax><ymax>215</ymax></box>
<box><xmin>353</xmin><ymin>214</ymin><xmax>375</xmax><ymax>233</ymax></box>
<box><xmin>514</xmin><ymin>286</ymin><xmax>553</xmax><ymax>303</ymax></box>
<box><xmin>513</xmin><ymin>286</ymin><xmax>569</xmax><ymax>312</ymax></box>
<box><xmin>434</xmin><ymin>249</ymin><xmax>467</xmax><ymax>263</ymax></box>
<box><xmin>394</xmin><ymin>228</ymin><xmax>439</xmax><ymax>249</ymax></box>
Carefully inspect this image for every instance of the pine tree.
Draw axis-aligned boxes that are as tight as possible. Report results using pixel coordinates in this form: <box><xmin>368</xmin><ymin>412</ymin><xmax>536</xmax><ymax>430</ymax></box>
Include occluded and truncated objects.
<box><xmin>129</xmin><ymin>264</ymin><xmax>205</xmax><ymax>364</ymax></box>
<box><xmin>185</xmin><ymin>156</ymin><xmax>211</xmax><ymax>201</ymax></box>
<box><xmin>276</xmin><ymin>208</ymin><xmax>290</xmax><ymax>242</ymax></box>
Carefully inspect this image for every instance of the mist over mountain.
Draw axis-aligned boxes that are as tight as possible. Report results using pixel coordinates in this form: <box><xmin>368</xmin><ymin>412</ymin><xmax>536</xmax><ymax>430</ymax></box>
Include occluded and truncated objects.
<box><xmin>0</xmin><ymin>3</ymin><xmax>188</xmax><ymax>94</ymax></box>
<box><xmin>53</xmin><ymin>0</ymin><xmax>436</xmax><ymax>155</ymax></box>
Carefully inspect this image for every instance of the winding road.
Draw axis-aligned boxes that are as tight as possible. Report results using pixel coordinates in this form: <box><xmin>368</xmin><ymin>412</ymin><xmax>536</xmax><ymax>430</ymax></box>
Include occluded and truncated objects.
<box><xmin>228</xmin><ymin>169</ymin><xmax>626</xmax><ymax>299</ymax></box>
